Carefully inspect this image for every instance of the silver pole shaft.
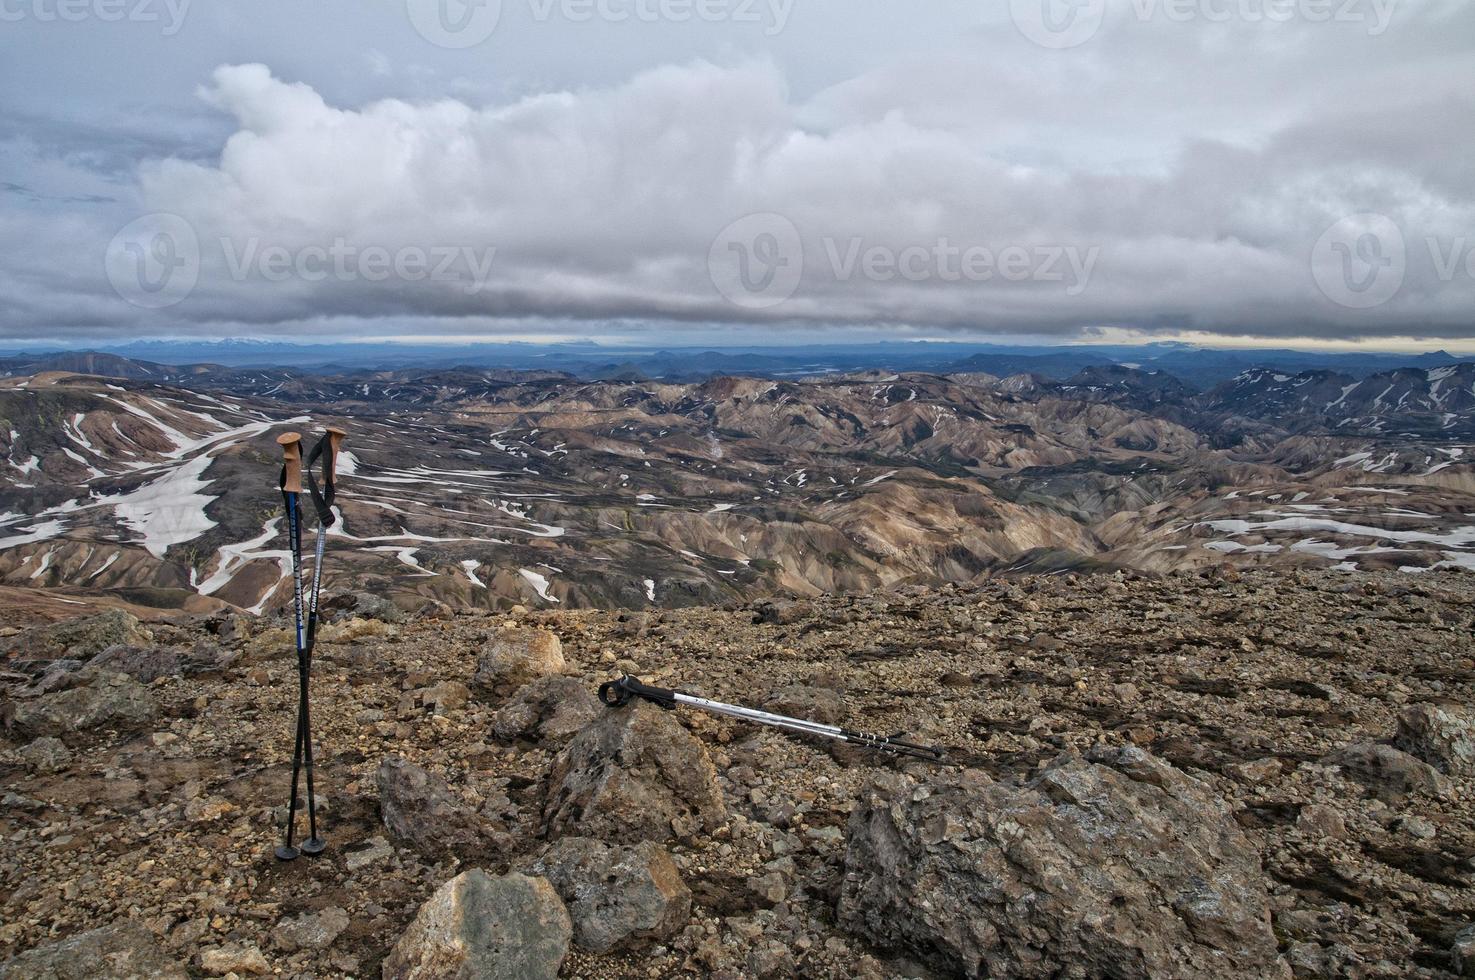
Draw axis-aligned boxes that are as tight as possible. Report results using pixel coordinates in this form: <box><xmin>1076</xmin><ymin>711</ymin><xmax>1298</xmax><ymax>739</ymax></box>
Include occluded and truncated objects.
<box><xmin>674</xmin><ymin>692</ymin><xmax>846</xmax><ymax>740</ymax></box>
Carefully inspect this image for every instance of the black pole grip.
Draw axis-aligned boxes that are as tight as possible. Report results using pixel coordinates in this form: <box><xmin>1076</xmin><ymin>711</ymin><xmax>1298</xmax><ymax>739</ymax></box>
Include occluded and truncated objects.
<box><xmin>598</xmin><ymin>675</ymin><xmax>677</xmax><ymax>709</ymax></box>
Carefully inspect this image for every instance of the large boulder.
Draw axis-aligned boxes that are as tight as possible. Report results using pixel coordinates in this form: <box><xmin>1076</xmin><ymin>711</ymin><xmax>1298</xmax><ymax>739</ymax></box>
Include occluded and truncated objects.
<box><xmin>527</xmin><ymin>837</ymin><xmax>691</xmax><ymax>953</ymax></box>
<box><xmin>473</xmin><ymin>629</ymin><xmax>565</xmax><ymax>696</ymax></box>
<box><xmin>544</xmin><ymin>701</ymin><xmax>725</xmax><ymax>844</ymax></box>
<box><xmin>491</xmin><ymin>676</ymin><xmax>601</xmax><ymax>744</ymax></box>
<box><xmin>381</xmin><ymin>871</ymin><xmax>571</xmax><ymax>980</ymax></box>
<box><xmin>8</xmin><ymin>671</ymin><xmax>156</xmax><ymax>737</ymax></box>
<box><xmin>1322</xmin><ymin>740</ymin><xmax>1452</xmax><ymax>799</ymax></box>
<box><xmin>837</xmin><ymin>746</ymin><xmax>1288</xmax><ymax>979</ymax></box>
<box><xmin>1395</xmin><ymin>703</ymin><xmax>1475</xmax><ymax>777</ymax></box>
<box><xmin>377</xmin><ymin>756</ymin><xmax>502</xmax><ymax>860</ymax></box>
<box><xmin>4</xmin><ymin>610</ymin><xmax>154</xmax><ymax>661</ymax></box>
<box><xmin>87</xmin><ymin>645</ymin><xmax>181</xmax><ymax>684</ymax></box>
<box><xmin>0</xmin><ymin>921</ymin><xmax>187</xmax><ymax>979</ymax></box>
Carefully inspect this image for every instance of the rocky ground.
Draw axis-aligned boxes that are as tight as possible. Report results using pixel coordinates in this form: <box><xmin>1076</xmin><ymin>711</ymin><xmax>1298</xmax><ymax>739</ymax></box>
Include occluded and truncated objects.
<box><xmin>2</xmin><ymin>568</ymin><xmax>1475</xmax><ymax>978</ymax></box>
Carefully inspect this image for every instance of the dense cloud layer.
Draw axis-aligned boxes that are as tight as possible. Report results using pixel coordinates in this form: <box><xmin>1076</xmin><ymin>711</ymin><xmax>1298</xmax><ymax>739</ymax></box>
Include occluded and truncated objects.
<box><xmin>1</xmin><ymin>2</ymin><xmax>1472</xmax><ymax>342</ymax></box>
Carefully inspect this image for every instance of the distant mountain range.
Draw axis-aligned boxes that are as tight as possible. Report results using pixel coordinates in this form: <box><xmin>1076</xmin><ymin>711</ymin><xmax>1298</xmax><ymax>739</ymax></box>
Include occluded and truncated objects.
<box><xmin>5</xmin><ymin>350</ymin><xmax>1475</xmax><ymax>615</ymax></box>
<box><xmin>0</xmin><ymin>339</ymin><xmax>1461</xmax><ymax>387</ymax></box>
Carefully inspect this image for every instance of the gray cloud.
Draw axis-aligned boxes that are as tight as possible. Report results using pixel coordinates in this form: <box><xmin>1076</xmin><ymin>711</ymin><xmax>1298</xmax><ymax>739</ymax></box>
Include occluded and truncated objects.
<box><xmin>0</xmin><ymin>1</ymin><xmax>1472</xmax><ymax>343</ymax></box>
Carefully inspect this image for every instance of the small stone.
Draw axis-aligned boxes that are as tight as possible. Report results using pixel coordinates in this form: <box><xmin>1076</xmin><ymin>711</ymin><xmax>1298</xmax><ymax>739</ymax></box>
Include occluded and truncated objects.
<box><xmin>345</xmin><ymin>836</ymin><xmax>395</xmax><ymax>872</ymax></box>
<box><xmin>1228</xmin><ymin>757</ymin><xmax>1282</xmax><ymax>784</ymax></box>
<box><xmin>184</xmin><ymin>796</ymin><xmax>236</xmax><ymax>822</ymax></box>
<box><xmin>1396</xmin><ymin>814</ymin><xmax>1437</xmax><ymax>840</ymax></box>
<box><xmin>273</xmin><ymin>906</ymin><xmax>349</xmax><ymax>952</ymax></box>
<box><xmin>1323</xmin><ymin>741</ymin><xmax>1452</xmax><ymax>799</ymax></box>
<box><xmin>198</xmin><ymin>942</ymin><xmax>270</xmax><ymax>976</ymax></box>
<box><xmin>1396</xmin><ymin>703</ymin><xmax>1475</xmax><ymax>776</ymax></box>
<box><xmin>18</xmin><ymin>736</ymin><xmax>72</xmax><ymax>774</ymax></box>
<box><xmin>1297</xmin><ymin>804</ymin><xmax>1346</xmax><ymax>839</ymax></box>
<box><xmin>474</xmin><ymin>628</ymin><xmax>565</xmax><ymax>695</ymax></box>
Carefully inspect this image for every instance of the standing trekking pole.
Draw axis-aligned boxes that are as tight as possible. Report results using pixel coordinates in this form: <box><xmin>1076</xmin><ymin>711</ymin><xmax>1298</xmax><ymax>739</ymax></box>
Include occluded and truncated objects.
<box><xmin>292</xmin><ymin>426</ymin><xmax>345</xmax><ymax>857</ymax></box>
<box><xmin>275</xmin><ymin>432</ymin><xmax>310</xmax><ymax>861</ymax></box>
<box><xmin>597</xmin><ymin>675</ymin><xmax>946</xmax><ymax>762</ymax></box>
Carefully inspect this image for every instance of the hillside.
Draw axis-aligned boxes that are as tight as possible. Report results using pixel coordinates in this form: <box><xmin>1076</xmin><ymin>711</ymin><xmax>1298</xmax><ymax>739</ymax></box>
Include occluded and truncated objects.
<box><xmin>1</xmin><ymin>570</ymin><xmax>1472</xmax><ymax>976</ymax></box>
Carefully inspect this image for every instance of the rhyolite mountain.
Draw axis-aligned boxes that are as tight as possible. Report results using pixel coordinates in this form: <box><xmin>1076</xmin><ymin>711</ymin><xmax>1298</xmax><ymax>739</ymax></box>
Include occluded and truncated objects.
<box><xmin>3</xmin><ymin>356</ymin><xmax>1475</xmax><ymax>616</ymax></box>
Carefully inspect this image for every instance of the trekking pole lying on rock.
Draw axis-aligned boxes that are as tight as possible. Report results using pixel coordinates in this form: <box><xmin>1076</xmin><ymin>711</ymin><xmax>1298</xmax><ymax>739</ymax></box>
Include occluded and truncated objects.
<box><xmin>598</xmin><ymin>674</ymin><xmax>946</xmax><ymax>762</ymax></box>
<box><xmin>274</xmin><ymin>427</ymin><xmax>345</xmax><ymax>861</ymax></box>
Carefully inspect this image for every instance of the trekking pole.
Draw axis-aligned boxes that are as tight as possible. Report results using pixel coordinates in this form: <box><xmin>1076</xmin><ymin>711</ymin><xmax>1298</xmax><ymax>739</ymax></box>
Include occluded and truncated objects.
<box><xmin>597</xmin><ymin>675</ymin><xmax>945</xmax><ymax>762</ymax></box>
<box><xmin>274</xmin><ymin>432</ymin><xmax>310</xmax><ymax>861</ymax></box>
<box><xmin>292</xmin><ymin>426</ymin><xmax>345</xmax><ymax>857</ymax></box>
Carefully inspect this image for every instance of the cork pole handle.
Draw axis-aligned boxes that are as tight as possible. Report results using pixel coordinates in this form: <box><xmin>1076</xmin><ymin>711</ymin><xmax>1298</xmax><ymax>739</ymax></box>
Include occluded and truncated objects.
<box><xmin>277</xmin><ymin>432</ymin><xmax>303</xmax><ymax>493</ymax></box>
<box><xmin>325</xmin><ymin>426</ymin><xmax>347</xmax><ymax>483</ymax></box>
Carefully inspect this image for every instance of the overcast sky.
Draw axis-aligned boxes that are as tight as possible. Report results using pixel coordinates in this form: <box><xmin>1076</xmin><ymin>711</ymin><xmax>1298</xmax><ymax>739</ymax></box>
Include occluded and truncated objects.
<box><xmin>1</xmin><ymin>0</ymin><xmax>1471</xmax><ymax>348</ymax></box>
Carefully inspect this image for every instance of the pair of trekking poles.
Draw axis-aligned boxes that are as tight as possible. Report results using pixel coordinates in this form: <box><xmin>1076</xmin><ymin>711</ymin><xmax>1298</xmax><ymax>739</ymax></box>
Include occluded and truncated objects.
<box><xmin>274</xmin><ymin>426</ymin><xmax>346</xmax><ymax>861</ymax></box>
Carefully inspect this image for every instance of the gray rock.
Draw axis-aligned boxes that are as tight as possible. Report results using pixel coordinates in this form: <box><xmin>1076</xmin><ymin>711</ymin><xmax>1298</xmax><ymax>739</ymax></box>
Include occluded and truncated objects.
<box><xmin>1454</xmin><ymin>925</ymin><xmax>1475</xmax><ymax>977</ymax></box>
<box><xmin>762</xmin><ymin>684</ymin><xmax>843</xmax><ymax>726</ymax></box>
<box><xmin>87</xmin><ymin>645</ymin><xmax>181</xmax><ymax>683</ymax></box>
<box><xmin>473</xmin><ymin>628</ymin><xmax>565</xmax><ymax>695</ymax></box>
<box><xmin>528</xmin><ymin>837</ymin><xmax>690</xmax><ymax>952</ymax></box>
<box><xmin>5</xmin><ymin>610</ymin><xmax>154</xmax><ymax>661</ymax></box>
<box><xmin>544</xmin><ymin>701</ymin><xmax>726</xmax><ymax>844</ymax></box>
<box><xmin>25</xmin><ymin>661</ymin><xmax>84</xmax><ymax>696</ymax></box>
<box><xmin>345</xmin><ymin>836</ymin><xmax>395</xmax><ymax>872</ymax></box>
<box><xmin>752</xmin><ymin>599</ymin><xmax>811</xmax><ymax>626</ymax></box>
<box><xmin>1322</xmin><ymin>741</ymin><xmax>1452</xmax><ymax>799</ymax></box>
<box><xmin>838</xmin><ymin>746</ymin><xmax>1288</xmax><ymax>979</ymax></box>
<box><xmin>273</xmin><ymin>906</ymin><xmax>349</xmax><ymax>952</ymax></box>
<box><xmin>0</xmin><ymin>921</ymin><xmax>187</xmax><ymax>979</ymax></box>
<box><xmin>491</xmin><ymin>676</ymin><xmax>601</xmax><ymax>743</ymax></box>
<box><xmin>1395</xmin><ymin>703</ymin><xmax>1475</xmax><ymax>776</ymax></box>
<box><xmin>18</xmin><ymin>736</ymin><xmax>72</xmax><ymax>774</ymax></box>
<box><xmin>10</xmin><ymin>671</ymin><xmax>156</xmax><ymax>737</ymax></box>
<box><xmin>347</xmin><ymin>591</ymin><xmax>405</xmax><ymax>623</ymax></box>
<box><xmin>382</xmin><ymin>871</ymin><xmax>571</xmax><ymax>980</ymax></box>
<box><xmin>377</xmin><ymin>756</ymin><xmax>502</xmax><ymax>860</ymax></box>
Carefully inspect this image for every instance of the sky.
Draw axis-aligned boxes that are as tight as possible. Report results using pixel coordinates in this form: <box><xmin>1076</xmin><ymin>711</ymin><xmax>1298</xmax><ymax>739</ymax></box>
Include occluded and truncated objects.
<box><xmin>0</xmin><ymin>0</ymin><xmax>1471</xmax><ymax>348</ymax></box>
